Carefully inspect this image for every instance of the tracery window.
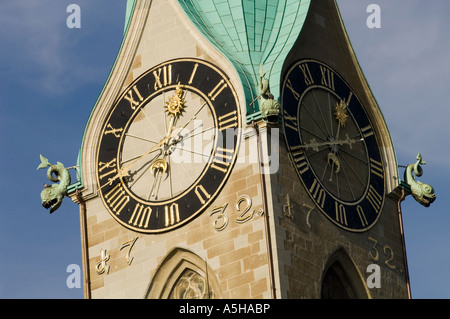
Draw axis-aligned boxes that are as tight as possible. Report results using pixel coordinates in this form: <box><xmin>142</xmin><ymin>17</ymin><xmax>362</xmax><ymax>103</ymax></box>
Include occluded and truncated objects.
<box><xmin>169</xmin><ymin>269</ymin><xmax>214</xmax><ymax>299</ymax></box>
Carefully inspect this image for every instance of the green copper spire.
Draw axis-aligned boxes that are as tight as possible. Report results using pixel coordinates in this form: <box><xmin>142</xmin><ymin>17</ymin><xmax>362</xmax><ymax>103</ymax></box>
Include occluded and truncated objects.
<box><xmin>177</xmin><ymin>0</ymin><xmax>311</xmax><ymax>121</ymax></box>
<box><xmin>125</xmin><ymin>0</ymin><xmax>136</xmax><ymax>33</ymax></box>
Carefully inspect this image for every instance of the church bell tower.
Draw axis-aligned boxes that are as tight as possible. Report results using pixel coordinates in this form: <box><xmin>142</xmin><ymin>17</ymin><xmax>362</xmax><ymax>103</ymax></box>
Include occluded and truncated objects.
<box><xmin>66</xmin><ymin>0</ymin><xmax>411</xmax><ymax>299</ymax></box>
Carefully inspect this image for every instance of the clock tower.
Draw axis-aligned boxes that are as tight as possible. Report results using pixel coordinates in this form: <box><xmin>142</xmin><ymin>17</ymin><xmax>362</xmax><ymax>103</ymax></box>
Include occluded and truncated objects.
<box><xmin>68</xmin><ymin>0</ymin><xmax>410</xmax><ymax>299</ymax></box>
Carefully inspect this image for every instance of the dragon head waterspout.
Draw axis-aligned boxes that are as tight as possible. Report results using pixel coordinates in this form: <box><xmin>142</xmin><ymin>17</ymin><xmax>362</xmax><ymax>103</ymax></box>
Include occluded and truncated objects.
<box><xmin>37</xmin><ymin>155</ymin><xmax>71</xmax><ymax>214</ymax></box>
<box><xmin>403</xmin><ymin>153</ymin><xmax>436</xmax><ymax>207</ymax></box>
<box><xmin>41</xmin><ymin>185</ymin><xmax>64</xmax><ymax>213</ymax></box>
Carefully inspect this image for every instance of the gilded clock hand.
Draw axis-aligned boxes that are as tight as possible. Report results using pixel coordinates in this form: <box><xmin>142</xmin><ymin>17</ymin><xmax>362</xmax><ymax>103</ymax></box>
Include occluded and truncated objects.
<box><xmin>113</xmin><ymin>86</ymin><xmax>186</xmax><ymax>187</ymax></box>
<box><xmin>327</xmin><ymin>152</ymin><xmax>341</xmax><ymax>182</ymax></box>
<box><xmin>97</xmin><ymin>137</ymin><xmax>169</xmax><ymax>193</ymax></box>
<box><xmin>166</xmin><ymin>114</ymin><xmax>177</xmax><ymax>137</ymax></box>
<box><xmin>326</xmin><ymin>115</ymin><xmax>342</xmax><ymax>183</ymax></box>
<box><xmin>300</xmin><ymin>134</ymin><xmax>363</xmax><ymax>152</ymax></box>
<box><xmin>126</xmin><ymin>149</ymin><xmax>163</xmax><ymax>189</ymax></box>
<box><xmin>148</xmin><ymin>158</ymin><xmax>169</xmax><ymax>200</ymax></box>
<box><xmin>140</xmin><ymin>86</ymin><xmax>185</xmax><ymax>199</ymax></box>
<box><xmin>164</xmin><ymin>83</ymin><xmax>185</xmax><ymax>136</ymax></box>
<box><xmin>120</xmin><ymin>137</ymin><xmax>169</xmax><ymax>177</ymax></box>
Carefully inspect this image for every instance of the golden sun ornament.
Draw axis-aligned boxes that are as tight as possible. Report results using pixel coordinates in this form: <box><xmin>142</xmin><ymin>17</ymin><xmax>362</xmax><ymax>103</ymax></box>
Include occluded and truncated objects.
<box><xmin>334</xmin><ymin>99</ymin><xmax>349</xmax><ymax>127</ymax></box>
<box><xmin>165</xmin><ymin>84</ymin><xmax>185</xmax><ymax>116</ymax></box>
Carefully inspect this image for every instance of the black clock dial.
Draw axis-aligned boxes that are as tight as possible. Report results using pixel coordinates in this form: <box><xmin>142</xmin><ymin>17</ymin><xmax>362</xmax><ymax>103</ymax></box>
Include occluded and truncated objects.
<box><xmin>281</xmin><ymin>59</ymin><xmax>385</xmax><ymax>231</ymax></box>
<box><xmin>96</xmin><ymin>58</ymin><xmax>241</xmax><ymax>233</ymax></box>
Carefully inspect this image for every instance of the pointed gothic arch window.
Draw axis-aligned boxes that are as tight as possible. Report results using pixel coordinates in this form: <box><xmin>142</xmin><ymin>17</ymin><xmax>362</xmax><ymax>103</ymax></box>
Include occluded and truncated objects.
<box><xmin>321</xmin><ymin>248</ymin><xmax>370</xmax><ymax>299</ymax></box>
<box><xmin>145</xmin><ymin>247</ymin><xmax>220</xmax><ymax>299</ymax></box>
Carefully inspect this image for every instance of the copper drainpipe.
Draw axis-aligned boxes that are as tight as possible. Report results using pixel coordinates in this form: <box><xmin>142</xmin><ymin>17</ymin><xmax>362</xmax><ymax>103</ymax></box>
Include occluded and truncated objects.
<box><xmin>75</xmin><ymin>189</ymin><xmax>91</xmax><ymax>299</ymax></box>
<box><xmin>397</xmin><ymin>187</ymin><xmax>412</xmax><ymax>299</ymax></box>
<box><xmin>253</xmin><ymin>121</ymin><xmax>277</xmax><ymax>299</ymax></box>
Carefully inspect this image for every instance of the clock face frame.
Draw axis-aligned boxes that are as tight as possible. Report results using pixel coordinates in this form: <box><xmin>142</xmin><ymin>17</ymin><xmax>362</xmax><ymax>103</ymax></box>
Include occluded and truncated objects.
<box><xmin>281</xmin><ymin>59</ymin><xmax>385</xmax><ymax>232</ymax></box>
<box><xmin>96</xmin><ymin>58</ymin><xmax>241</xmax><ymax>233</ymax></box>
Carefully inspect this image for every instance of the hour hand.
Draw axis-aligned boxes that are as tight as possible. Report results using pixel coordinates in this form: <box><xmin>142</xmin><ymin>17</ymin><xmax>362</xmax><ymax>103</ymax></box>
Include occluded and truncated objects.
<box><xmin>148</xmin><ymin>158</ymin><xmax>169</xmax><ymax>200</ymax></box>
<box><xmin>122</xmin><ymin>150</ymin><xmax>163</xmax><ymax>184</ymax></box>
<box><xmin>96</xmin><ymin>140</ymin><xmax>166</xmax><ymax>192</ymax></box>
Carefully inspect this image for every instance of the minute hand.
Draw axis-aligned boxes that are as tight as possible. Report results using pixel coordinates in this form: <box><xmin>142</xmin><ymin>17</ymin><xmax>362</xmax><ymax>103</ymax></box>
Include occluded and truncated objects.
<box><xmin>301</xmin><ymin>134</ymin><xmax>363</xmax><ymax>152</ymax></box>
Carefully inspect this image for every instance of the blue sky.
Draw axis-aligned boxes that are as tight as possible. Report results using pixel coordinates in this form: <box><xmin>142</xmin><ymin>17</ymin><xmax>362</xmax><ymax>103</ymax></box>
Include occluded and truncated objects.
<box><xmin>0</xmin><ymin>0</ymin><xmax>449</xmax><ymax>299</ymax></box>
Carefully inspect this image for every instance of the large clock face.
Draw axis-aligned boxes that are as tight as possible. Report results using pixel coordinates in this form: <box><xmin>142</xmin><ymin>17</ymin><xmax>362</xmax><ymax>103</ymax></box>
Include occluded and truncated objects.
<box><xmin>281</xmin><ymin>59</ymin><xmax>385</xmax><ymax>231</ymax></box>
<box><xmin>96</xmin><ymin>58</ymin><xmax>241</xmax><ymax>233</ymax></box>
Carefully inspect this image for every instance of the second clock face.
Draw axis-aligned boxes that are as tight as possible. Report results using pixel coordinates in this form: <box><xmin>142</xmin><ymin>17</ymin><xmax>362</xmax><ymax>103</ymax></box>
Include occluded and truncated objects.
<box><xmin>96</xmin><ymin>58</ymin><xmax>241</xmax><ymax>233</ymax></box>
<box><xmin>281</xmin><ymin>59</ymin><xmax>385</xmax><ymax>231</ymax></box>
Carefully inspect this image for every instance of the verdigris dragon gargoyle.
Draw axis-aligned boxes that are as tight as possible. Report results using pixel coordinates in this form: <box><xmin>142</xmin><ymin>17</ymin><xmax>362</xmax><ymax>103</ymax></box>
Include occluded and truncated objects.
<box><xmin>37</xmin><ymin>154</ymin><xmax>71</xmax><ymax>213</ymax></box>
<box><xmin>403</xmin><ymin>153</ymin><xmax>436</xmax><ymax>207</ymax></box>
